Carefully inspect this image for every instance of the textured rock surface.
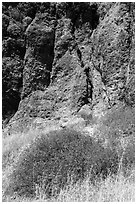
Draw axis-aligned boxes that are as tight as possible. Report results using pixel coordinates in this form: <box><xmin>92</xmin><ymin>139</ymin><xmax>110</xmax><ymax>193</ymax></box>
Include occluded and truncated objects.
<box><xmin>22</xmin><ymin>13</ymin><xmax>56</xmax><ymax>98</ymax></box>
<box><xmin>2</xmin><ymin>2</ymin><xmax>135</xmax><ymax>132</ymax></box>
<box><xmin>2</xmin><ymin>57</ymin><xmax>23</xmax><ymax>122</ymax></box>
<box><xmin>92</xmin><ymin>2</ymin><xmax>135</xmax><ymax>106</ymax></box>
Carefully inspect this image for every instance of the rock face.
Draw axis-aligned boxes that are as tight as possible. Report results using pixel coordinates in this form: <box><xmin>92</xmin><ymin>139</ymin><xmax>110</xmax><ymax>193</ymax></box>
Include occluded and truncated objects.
<box><xmin>92</xmin><ymin>3</ymin><xmax>135</xmax><ymax>107</ymax></box>
<box><xmin>2</xmin><ymin>2</ymin><xmax>135</xmax><ymax>132</ymax></box>
<box><xmin>22</xmin><ymin>13</ymin><xmax>56</xmax><ymax>98</ymax></box>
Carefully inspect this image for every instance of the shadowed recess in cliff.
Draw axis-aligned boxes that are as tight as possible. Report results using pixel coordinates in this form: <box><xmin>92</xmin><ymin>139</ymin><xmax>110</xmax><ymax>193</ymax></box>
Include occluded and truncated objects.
<box><xmin>65</xmin><ymin>2</ymin><xmax>99</xmax><ymax>34</ymax></box>
<box><xmin>2</xmin><ymin>58</ymin><xmax>24</xmax><ymax>124</ymax></box>
<box><xmin>33</xmin><ymin>30</ymin><xmax>55</xmax><ymax>74</ymax></box>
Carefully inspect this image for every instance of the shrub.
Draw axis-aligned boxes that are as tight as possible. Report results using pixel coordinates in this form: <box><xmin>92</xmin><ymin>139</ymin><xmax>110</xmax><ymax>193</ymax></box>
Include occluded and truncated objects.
<box><xmin>5</xmin><ymin>128</ymin><xmax>119</xmax><ymax>199</ymax></box>
<box><xmin>94</xmin><ymin>104</ymin><xmax>135</xmax><ymax>175</ymax></box>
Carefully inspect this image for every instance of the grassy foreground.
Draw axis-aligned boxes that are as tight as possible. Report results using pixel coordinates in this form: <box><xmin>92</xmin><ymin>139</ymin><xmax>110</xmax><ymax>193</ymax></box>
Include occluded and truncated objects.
<box><xmin>2</xmin><ymin>105</ymin><xmax>135</xmax><ymax>201</ymax></box>
<box><xmin>4</xmin><ymin>169</ymin><xmax>135</xmax><ymax>202</ymax></box>
<box><xmin>36</xmin><ymin>171</ymin><xmax>135</xmax><ymax>202</ymax></box>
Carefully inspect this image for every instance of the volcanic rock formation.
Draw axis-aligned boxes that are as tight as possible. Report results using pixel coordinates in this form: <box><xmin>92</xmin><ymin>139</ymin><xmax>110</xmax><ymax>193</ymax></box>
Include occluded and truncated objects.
<box><xmin>2</xmin><ymin>2</ymin><xmax>135</xmax><ymax>132</ymax></box>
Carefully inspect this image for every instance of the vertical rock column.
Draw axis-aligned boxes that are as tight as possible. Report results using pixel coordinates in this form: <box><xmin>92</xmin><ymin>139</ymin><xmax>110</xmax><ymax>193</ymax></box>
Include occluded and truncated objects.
<box><xmin>22</xmin><ymin>13</ymin><xmax>56</xmax><ymax>99</ymax></box>
<box><xmin>91</xmin><ymin>2</ymin><xmax>135</xmax><ymax>107</ymax></box>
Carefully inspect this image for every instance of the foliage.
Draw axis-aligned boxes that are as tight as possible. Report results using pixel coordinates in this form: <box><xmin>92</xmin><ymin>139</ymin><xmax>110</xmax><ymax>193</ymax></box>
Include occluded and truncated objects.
<box><xmin>4</xmin><ymin>128</ymin><xmax>119</xmax><ymax>199</ymax></box>
<box><xmin>53</xmin><ymin>171</ymin><xmax>135</xmax><ymax>202</ymax></box>
<box><xmin>95</xmin><ymin>104</ymin><xmax>135</xmax><ymax>175</ymax></box>
<box><xmin>4</xmin><ymin>167</ymin><xmax>135</xmax><ymax>202</ymax></box>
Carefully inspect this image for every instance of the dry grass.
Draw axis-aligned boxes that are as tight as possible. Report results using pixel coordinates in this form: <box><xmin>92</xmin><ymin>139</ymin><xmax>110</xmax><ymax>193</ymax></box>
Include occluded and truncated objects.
<box><xmin>2</xmin><ymin>105</ymin><xmax>135</xmax><ymax>202</ymax></box>
<box><xmin>4</xmin><ymin>169</ymin><xmax>134</xmax><ymax>202</ymax></box>
<box><xmin>54</xmin><ymin>171</ymin><xmax>135</xmax><ymax>202</ymax></box>
<box><xmin>3</xmin><ymin>128</ymin><xmax>120</xmax><ymax>200</ymax></box>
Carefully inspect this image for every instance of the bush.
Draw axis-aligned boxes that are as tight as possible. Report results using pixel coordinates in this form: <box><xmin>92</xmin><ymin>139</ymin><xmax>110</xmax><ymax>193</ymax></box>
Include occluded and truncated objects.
<box><xmin>94</xmin><ymin>104</ymin><xmax>135</xmax><ymax>175</ymax></box>
<box><xmin>5</xmin><ymin>128</ymin><xmax>119</xmax><ymax>199</ymax></box>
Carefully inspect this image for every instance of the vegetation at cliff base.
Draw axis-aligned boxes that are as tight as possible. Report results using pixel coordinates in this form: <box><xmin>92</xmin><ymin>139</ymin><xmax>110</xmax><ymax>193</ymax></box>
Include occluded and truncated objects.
<box><xmin>3</xmin><ymin>124</ymin><xmax>134</xmax><ymax>201</ymax></box>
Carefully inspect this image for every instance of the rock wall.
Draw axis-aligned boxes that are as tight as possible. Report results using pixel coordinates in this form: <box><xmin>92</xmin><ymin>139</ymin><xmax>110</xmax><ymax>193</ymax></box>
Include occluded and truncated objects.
<box><xmin>2</xmin><ymin>2</ymin><xmax>135</xmax><ymax>132</ymax></box>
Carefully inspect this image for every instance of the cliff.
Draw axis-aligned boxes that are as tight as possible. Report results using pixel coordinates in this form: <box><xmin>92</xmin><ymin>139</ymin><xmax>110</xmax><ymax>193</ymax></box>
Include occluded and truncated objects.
<box><xmin>2</xmin><ymin>2</ymin><xmax>135</xmax><ymax>201</ymax></box>
<box><xmin>2</xmin><ymin>2</ymin><xmax>135</xmax><ymax>133</ymax></box>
